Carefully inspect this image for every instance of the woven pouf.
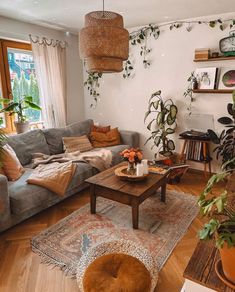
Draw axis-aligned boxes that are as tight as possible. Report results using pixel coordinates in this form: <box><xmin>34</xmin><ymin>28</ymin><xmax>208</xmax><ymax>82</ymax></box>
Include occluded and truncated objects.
<box><xmin>83</xmin><ymin>253</ymin><xmax>151</xmax><ymax>292</ymax></box>
<box><xmin>76</xmin><ymin>240</ymin><xmax>158</xmax><ymax>292</ymax></box>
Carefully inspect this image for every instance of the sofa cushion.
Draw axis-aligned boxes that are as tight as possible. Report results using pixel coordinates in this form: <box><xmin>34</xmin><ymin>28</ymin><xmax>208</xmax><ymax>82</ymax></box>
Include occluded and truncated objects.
<box><xmin>43</xmin><ymin>119</ymin><xmax>94</xmax><ymax>155</ymax></box>
<box><xmin>9</xmin><ymin>163</ymin><xmax>93</xmax><ymax>215</ymax></box>
<box><xmin>7</xmin><ymin>130</ymin><xmax>50</xmax><ymax>166</ymax></box>
<box><xmin>90</xmin><ymin>128</ymin><xmax>121</xmax><ymax>148</ymax></box>
<box><xmin>63</xmin><ymin>135</ymin><xmax>93</xmax><ymax>153</ymax></box>
<box><xmin>2</xmin><ymin>144</ymin><xmax>25</xmax><ymax>181</ymax></box>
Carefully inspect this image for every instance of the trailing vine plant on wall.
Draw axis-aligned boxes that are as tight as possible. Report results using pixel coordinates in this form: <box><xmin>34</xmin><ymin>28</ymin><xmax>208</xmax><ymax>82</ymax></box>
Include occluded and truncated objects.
<box><xmin>125</xmin><ymin>17</ymin><xmax>235</xmax><ymax>77</ymax></box>
<box><xmin>84</xmin><ymin>72</ymin><xmax>102</xmax><ymax>108</ymax></box>
<box><xmin>84</xmin><ymin>17</ymin><xmax>235</xmax><ymax>106</ymax></box>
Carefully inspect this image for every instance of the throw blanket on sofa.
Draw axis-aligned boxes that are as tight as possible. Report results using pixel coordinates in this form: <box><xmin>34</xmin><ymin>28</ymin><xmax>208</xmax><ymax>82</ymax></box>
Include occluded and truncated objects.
<box><xmin>27</xmin><ymin>162</ymin><xmax>77</xmax><ymax>197</ymax></box>
<box><xmin>27</xmin><ymin>149</ymin><xmax>112</xmax><ymax>196</ymax></box>
<box><xmin>31</xmin><ymin>148</ymin><xmax>113</xmax><ymax>171</ymax></box>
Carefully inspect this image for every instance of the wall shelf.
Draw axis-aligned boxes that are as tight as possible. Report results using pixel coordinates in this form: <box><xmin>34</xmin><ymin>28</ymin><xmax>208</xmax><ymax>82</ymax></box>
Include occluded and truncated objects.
<box><xmin>194</xmin><ymin>56</ymin><xmax>235</xmax><ymax>62</ymax></box>
<box><xmin>193</xmin><ymin>89</ymin><xmax>233</xmax><ymax>94</ymax></box>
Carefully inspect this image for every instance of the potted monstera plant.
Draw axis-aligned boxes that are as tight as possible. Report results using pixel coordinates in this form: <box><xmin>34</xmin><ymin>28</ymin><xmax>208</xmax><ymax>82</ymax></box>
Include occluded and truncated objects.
<box><xmin>198</xmin><ymin>157</ymin><xmax>235</xmax><ymax>285</ymax></box>
<box><xmin>144</xmin><ymin>90</ymin><xmax>178</xmax><ymax>159</ymax></box>
<box><xmin>0</xmin><ymin>96</ymin><xmax>41</xmax><ymax>134</ymax></box>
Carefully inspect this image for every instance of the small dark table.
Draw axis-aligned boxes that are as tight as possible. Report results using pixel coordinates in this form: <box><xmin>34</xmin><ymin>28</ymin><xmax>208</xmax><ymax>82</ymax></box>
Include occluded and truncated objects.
<box><xmin>85</xmin><ymin>162</ymin><xmax>168</xmax><ymax>229</ymax></box>
<box><xmin>184</xmin><ymin>240</ymin><xmax>235</xmax><ymax>292</ymax></box>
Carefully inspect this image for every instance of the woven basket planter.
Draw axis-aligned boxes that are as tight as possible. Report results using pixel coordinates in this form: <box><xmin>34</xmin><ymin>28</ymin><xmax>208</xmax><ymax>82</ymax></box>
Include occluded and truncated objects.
<box><xmin>79</xmin><ymin>11</ymin><xmax>129</xmax><ymax>73</ymax></box>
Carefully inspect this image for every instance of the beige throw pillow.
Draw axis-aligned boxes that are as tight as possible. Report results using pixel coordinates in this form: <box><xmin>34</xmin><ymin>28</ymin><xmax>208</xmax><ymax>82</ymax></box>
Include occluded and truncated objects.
<box><xmin>63</xmin><ymin>135</ymin><xmax>93</xmax><ymax>153</ymax></box>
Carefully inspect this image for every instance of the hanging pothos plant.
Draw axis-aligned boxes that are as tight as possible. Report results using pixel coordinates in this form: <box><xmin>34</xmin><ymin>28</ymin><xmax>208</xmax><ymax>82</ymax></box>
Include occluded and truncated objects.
<box><xmin>124</xmin><ymin>17</ymin><xmax>235</xmax><ymax>78</ymax></box>
<box><xmin>183</xmin><ymin>72</ymin><xmax>198</xmax><ymax>114</ymax></box>
<box><xmin>144</xmin><ymin>90</ymin><xmax>178</xmax><ymax>157</ymax></box>
<box><xmin>84</xmin><ymin>17</ymin><xmax>235</xmax><ymax>107</ymax></box>
<box><xmin>84</xmin><ymin>72</ymin><xmax>102</xmax><ymax>108</ymax></box>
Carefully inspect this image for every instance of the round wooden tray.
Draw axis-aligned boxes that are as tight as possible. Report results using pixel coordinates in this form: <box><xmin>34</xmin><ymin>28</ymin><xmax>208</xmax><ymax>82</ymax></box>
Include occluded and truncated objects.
<box><xmin>114</xmin><ymin>165</ymin><xmax>148</xmax><ymax>181</ymax></box>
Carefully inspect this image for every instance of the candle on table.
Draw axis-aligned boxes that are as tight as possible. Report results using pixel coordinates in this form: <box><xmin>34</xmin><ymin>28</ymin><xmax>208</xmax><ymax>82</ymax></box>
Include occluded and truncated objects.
<box><xmin>141</xmin><ymin>159</ymin><xmax>149</xmax><ymax>174</ymax></box>
<box><xmin>136</xmin><ymin>163</ymin><xmax>144</xmax><ymax>176</ymax></box>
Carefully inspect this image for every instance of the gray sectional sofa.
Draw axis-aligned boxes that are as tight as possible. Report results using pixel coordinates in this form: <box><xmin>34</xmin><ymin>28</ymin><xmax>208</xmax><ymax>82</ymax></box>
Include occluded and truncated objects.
<box><xmin>0</xmin><ymin>119</ymin><xmax>139</xmax><ymax>232</ymax></box>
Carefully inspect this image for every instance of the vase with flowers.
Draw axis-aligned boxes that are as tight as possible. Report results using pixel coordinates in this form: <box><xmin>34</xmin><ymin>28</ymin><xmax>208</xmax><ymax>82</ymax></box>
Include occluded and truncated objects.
<box><xmin>120</xmin><ymin>148</ymin><xmax>143</xmax><ymax>175</ymax></box>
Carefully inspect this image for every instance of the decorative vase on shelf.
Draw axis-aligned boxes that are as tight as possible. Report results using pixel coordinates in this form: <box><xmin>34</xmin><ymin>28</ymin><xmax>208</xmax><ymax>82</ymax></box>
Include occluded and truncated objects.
<box><xmin>127</xmin><ymin>162</ymin><xmax>136</xmax><ymax>175</ymax></box>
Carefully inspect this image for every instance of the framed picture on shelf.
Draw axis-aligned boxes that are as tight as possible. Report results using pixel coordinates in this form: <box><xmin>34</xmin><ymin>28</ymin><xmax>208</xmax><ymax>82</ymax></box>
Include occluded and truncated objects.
<box><xmin>218</xmin><ymin>68</ymin><xmax>235</xmax><ymax>89</ymax></box>
<box><xmin>195</xmin><ymin>67</ymin><xmax>218</xmax><ymax>89</ymax></box>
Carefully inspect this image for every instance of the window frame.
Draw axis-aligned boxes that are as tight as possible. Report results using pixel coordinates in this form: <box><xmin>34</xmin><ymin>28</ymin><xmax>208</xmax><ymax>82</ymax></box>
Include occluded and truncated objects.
<box><xmin>0</xmin><ymin>39</ymin><xmax>34</xmax><ymax>133</ymax></box>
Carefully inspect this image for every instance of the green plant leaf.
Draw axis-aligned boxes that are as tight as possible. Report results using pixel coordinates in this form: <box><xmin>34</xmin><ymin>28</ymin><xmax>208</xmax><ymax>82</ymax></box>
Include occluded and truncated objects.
<box><xmin>144</xmin><ymin>110</ymin><xmax>151</xmax><ymax>123</ymax></box>
<box><xmin>167</xmin><ymin>139</ymin><xmax>175</xmax><ymax>151</ymax></box>
<box><xmin>0</xmin><ymin>98</ymin><xmax>11</xmax><ymax>104</ymax></box>
<box><xmin>209</xmin><ymin>21</ymin><xmax>216</xmax><ymax>28</ymax></box>
<box><xmin>167</xmin><ymin>114</ymin><xmax>175</xmax><ymax>125</ymax></box>
<box><xmin>165</xmin><ymin>128</ymin><xmax>175</xmax><ymax>134</ymax></box>
<box><xmin>157</xmin><ymin>112</ymin><xmax>164</xmax><ymax>126</ymax></box>
<box><xmin>170</xmin><ymin>104</ymin><xmax>178</xmax><ymax>119</ymax></box>
<box><xmin>24</xmin><ymin>101</ymin><xmax>41</xmax><ymax>110</ymax></box>
<box><xmin>0</xmin><ymin>102</ymin><xmax>19</xmax><ymax>112</ymax></box>
<box><xmin>147</xmin><ymin>119</ymin><xmax>154</xmax><ymax>130</ymax></box>
<box><xmin>153</xmin><ymin>100</ymin><xmax>160</xmax><ymax>110</ymax></box>
<box><xmin>24</xmin><ymin>96</ymin><xmax>33</xmax><ymax>102</ymax></box>
<box><xmin>154</xmin><ymin>136</ymin><xmax>161</xmax><ymax>147</ymax></box>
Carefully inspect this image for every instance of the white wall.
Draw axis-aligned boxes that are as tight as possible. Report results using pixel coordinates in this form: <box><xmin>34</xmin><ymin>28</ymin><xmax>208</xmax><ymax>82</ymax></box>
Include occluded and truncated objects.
<box><xmin>84</xmin><ymin>12</ymin><xmax>235</xmax><ymax>172</ymax></box>
<box><xmin>0</xmin><ymin>16</ymin><xmax>84</xmax><ymax>124</ymax></box>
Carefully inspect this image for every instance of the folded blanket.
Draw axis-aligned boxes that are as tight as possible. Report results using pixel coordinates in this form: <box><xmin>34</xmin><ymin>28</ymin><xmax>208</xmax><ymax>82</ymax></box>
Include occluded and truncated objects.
<box><xmin>31</xmin><ymin>148</ymin><xmax>112</xmax><ymax>172</ymax></box>
<box><xmin>27</xmin><ymin>149</ymin><xmax>112</xmax><ymax>196</ymax></box>
<box><xmin>27</xmin><ymin>162</ymin><xmax>77</xmax><ymax>197</ymax></box>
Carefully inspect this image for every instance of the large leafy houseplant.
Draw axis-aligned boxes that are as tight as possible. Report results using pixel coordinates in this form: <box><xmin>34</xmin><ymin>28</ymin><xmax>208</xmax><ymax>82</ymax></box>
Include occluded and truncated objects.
<box><xmin>144</xmin><ymin>90</ymin><xmax>178</xmax><ymax>157</ymax></box>
<box><xmin>0</xmin><ymin>95</ymin><xmax>41</xmax><ymax>134</ymax></box>
<box><xmin>208</xmin><ymin>92</ymin><xmax>235</xmax><ymax>170</ymax></box>
<box><xmin>198</xmin><ymin>157</ymin><xmax>235</xmax><ymax>283</ymax></box>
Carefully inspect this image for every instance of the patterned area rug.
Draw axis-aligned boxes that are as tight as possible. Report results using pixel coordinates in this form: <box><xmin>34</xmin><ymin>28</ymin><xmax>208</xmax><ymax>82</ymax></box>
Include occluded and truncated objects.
<box><xmin>31</xmin><ymin>190</ymin><xmax>198</xmax><ymax>277</ymax></box>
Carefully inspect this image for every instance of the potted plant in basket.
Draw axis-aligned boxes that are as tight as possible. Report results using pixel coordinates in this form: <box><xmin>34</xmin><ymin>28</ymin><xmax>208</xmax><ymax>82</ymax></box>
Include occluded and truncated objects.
<box><xmin>0</xmin><ymin>95</ymin><xmax>41</xmax><ymax>134</ymax></box>
<box><xmin>144</xmin><ymin>90</ymin><xmax>178</xmax><ymax>161</ymax></box>
<box><xmin>198</xmin><ymin>157</ymin><xmax>235</xmax><ymax>285</ymax></box>
<box><xmin>120</xmin><ymin>148</ymin><xmax>143</xmax><ymax>175</ymax></box>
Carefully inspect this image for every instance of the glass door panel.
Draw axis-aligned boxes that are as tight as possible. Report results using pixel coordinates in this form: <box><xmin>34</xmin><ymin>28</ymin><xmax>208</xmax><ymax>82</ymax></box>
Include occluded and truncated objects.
<box><xmin>7</xmin><ymin>47</ymin><xmax>41</xmax><ymax>123</ymax></box>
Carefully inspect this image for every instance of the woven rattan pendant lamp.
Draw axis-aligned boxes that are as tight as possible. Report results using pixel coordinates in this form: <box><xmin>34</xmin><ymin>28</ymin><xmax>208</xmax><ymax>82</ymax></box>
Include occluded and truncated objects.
<box><xmin>79</xmin><ymin>1</ymin><xmax>129</xmax><ymax>73</ymax></box>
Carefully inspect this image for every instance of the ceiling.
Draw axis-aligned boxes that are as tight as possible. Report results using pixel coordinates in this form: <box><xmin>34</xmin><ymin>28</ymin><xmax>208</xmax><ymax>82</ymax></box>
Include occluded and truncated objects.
<box><xmin>0</xmin><ymin>0</ymin><xmax>235</xmax><ymax>33</ymax></box>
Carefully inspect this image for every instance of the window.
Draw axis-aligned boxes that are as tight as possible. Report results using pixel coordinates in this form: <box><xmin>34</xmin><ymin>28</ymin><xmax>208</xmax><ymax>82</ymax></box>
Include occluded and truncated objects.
<box><xmin>0</xmin><ymin>39</ymin><xmax>41</xmax><ymax>133</ymax></box>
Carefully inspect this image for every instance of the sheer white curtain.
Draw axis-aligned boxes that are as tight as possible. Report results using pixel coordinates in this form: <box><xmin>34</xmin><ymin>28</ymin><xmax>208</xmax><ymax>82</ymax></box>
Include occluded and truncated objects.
<box><xmin>30</xmin><ymin>35</ymin><xmax>67</xmax><ymax>128</ymax></box>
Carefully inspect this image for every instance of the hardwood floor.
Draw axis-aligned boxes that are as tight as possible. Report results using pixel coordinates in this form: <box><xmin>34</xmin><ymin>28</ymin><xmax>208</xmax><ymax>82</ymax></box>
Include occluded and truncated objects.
<box><xmin>0</xmin><ymin>171</ymin><xmax>225</xmax><ymax>292</ymax></box>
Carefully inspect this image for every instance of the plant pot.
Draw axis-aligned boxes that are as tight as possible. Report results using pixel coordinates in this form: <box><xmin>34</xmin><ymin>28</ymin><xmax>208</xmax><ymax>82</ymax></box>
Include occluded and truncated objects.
<box><xmin>219</xmin><ymin>244</ymin><xmax>235</xmax><ymax>284</ymax></box>
<box><xmin>14</xmin><ymin>121</ymin><xmax>30</xmax><ymax>134</ymax></box>
<box><xmin>155</xmin><ymin>152</ymin><xmax>186</xmax><ymax>166</ymax></box>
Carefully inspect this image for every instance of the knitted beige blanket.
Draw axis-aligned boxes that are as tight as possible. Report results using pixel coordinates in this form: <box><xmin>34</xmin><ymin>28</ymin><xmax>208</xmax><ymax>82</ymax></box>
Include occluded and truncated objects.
<box><xmin>27</xmin><ymin>149</ymin><xmax>112</xmax><ymax>196</ymax></box>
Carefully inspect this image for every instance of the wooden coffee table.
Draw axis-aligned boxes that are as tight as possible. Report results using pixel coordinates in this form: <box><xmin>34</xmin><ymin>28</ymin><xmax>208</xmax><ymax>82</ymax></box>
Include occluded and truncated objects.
<box><xmin>85</xmin><ymin>162</ymin><xmax>168</xmax><ymax>229</ymax></box>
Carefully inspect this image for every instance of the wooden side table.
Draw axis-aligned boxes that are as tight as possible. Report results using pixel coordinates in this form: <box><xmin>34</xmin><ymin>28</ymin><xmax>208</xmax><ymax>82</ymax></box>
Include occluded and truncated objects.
<box><xmin>182</xmin><ymin>241</ymin><xmax>234</xmax><ymax>292</ymax></box>
<box><xmin>180</xmin><ymin>138</ymin><xmax>212</xmax><ymax>177</ymax></box>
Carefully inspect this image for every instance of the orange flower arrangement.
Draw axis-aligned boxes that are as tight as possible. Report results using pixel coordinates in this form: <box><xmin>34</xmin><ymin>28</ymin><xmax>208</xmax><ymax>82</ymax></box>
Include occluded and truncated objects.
<box><xmin>120</xmin><ymin>148</ymin><xmax>143</xmax><ymax>164</ymax></box>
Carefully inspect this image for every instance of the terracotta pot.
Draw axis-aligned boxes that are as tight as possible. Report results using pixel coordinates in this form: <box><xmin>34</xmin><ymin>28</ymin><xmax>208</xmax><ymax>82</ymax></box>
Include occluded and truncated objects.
<box><xmin>219</xmin><ymin>244</ymin><xmax>235</xmax><ymax>284</ymax></box>
<box><xmin>14</xmin><ymin>121</ymin><xmax>29</xmax><ymax>134</ymax></box>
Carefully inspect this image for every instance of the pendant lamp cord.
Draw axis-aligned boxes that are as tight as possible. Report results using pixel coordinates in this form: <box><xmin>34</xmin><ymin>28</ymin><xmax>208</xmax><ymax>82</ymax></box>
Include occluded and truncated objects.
<box><xmin>102</xmin><ymin>0</ymin><xmax>105</xmax><ymax>17</ymax></box>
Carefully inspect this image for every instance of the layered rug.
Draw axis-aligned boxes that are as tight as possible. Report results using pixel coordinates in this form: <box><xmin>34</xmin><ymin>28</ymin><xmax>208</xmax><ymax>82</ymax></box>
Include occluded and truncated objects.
<box><xmin>31</xmin><ymin>190</ymin><xmax>199</xmax><ymax>277</ymax></box>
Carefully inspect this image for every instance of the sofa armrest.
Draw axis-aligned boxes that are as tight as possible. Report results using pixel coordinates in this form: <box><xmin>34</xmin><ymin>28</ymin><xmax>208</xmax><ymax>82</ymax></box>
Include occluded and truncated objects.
<box><xmin>119</xmin><ymin>130</ymin><xmax>139</xmax><ymax>148</ymax></box>
<box><xmin>0</xmin><ymin>174</ymin><xmax>10</xmax><ymax>225</ymax></box>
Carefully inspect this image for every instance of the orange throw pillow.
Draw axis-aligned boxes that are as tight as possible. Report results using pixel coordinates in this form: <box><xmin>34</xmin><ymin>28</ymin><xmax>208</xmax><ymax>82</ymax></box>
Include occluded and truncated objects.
<box><xmin>91</xmin><ymin>125</ymin><xmax>111</xmax><ymax>133</ymax></box>
<box><xmin>2</xmin><ymin>144</ymin><xmax>25</xmax><ymax>181</ymax></box>
<box><xmin>90</xmin><ymin>128</ymin><xmax>121</xmax><ymax>148</ymax></box>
